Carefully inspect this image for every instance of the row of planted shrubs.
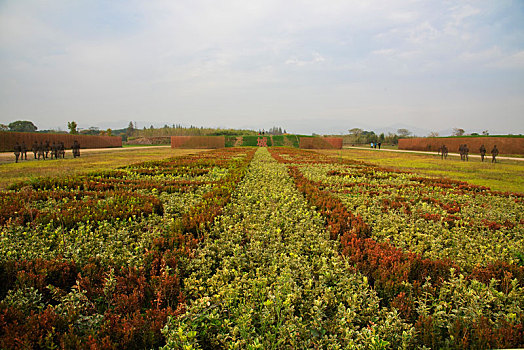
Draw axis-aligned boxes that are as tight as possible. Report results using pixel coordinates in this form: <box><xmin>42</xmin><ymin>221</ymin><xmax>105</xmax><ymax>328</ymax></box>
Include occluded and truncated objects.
<box><xmin>269</xmin><ymin>147</ymin><xmax>524</xmax><ymax>349</ymax></box>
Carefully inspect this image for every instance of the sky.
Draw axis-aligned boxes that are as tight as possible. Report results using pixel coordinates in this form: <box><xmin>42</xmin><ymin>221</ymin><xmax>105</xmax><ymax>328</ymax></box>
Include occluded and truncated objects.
<box><xmin>1</xmin><ymin>0</ymin><xmax>523</xmax><ymax>135</ymax></box>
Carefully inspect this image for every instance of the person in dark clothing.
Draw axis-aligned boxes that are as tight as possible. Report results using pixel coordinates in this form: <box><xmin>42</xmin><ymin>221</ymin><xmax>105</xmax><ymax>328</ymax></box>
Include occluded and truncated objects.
<box><xmin>72</xmin><ymin>140</ymin><xmax>80</xmax><ymax>158</ymax></box>
<box><xmin>458</xmin><ymin>144</ymin><xmax>464</xmax><ymax>161</ymax></box>
<box><xmin>59</xmin><ymin>142</ymin><xmax>65</xmax><ymax>158</ymax></box>
<box><xmin>21</xmin><ymin>142</ymin><xmax>27</xmax><ymax>160</ymax></box>
<box><xmin>463</xmin><ymin>144</ymin><xmax>469</xmax><ymax>161</ymax></box>
<box><xmin>50</xmin><ymin>142</ymin><xmax>57</xmax><ymax>159</ymax></box>
<box><xmin>491</xmin><ymin>145</ymin><xmax>499</xmax><ymax>163</ymax></box>
<box><xmin>44</xmin><ymin>141</ymin><xmax>50</xmax><ymax>159</ymax></box>
<box><xmin>378</xmin><ymin>142</ymin><xmax>381</xmax><ymax>149</ymax></box>
<box><xmin>14</xmin><ymin>142</ymin><xmax>21</xmax><ymax>163</ymax></box>
<box><xmin>32</xmin><ymin>141</ymin><xmax>38</xmax><ymax>159</ymax></box>
<box><xmin>479</xmin><ymin>144</ymin><xmax>486</xmax><ymax>162</ymax></box>
<box><xmin>37</xmin><ymin>142</ymin><xmax>45</xmax><ymax>160</ymax></box>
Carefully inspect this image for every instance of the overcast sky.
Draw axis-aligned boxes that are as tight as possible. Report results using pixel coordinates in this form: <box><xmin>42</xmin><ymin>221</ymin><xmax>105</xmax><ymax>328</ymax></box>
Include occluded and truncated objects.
<box><xmin>1</xmin><ymin>1</ymin><xmax>523</xmax><ymax>135</ymax></box>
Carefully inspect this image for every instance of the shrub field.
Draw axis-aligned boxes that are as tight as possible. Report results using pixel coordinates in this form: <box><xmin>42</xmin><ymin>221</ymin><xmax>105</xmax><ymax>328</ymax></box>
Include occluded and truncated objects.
<box><xmin>0</xmin><ymin>147</ymin><xmax>523</xmax><ymax>349</ymax></box>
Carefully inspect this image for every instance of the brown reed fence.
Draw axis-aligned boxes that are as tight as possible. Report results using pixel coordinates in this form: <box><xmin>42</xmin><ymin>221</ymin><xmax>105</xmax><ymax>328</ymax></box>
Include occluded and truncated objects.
<box><xmin>299</xmin><ymin>137</ymin><xmax>343</xmax><ymax>149</ymax></box>
<box><xmin>171</xmin><ymin>136</ymin><xmax>225</xmax><ymax>149</ymax></box>
<box><xmin>399</xmin><ymin>137</ymin><xmax>524</xmax><ymax>155</ymax></box>
<box><xmin>0</xmin><ymin>132</ymin><xmax>122</xmax><ymax>152</ymax></box>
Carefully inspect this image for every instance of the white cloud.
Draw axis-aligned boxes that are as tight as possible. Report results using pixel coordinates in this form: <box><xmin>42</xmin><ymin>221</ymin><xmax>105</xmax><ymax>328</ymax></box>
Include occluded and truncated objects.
<box><xmin>0</xmin><ymin>0</ymin><xmax>523</xmax><ymax>133</ymax></box>
<box><xmin>489</xmin><ymin>50</ymin><xmax>524</xmax><ymax>69</ymax></box>
<box><xmin>407</xmin><ymin>21</ymin><xmax>440</xmax><ymax>44</ymax></box>
<box><xmin>285</xmin><ymin>52</ymin><xmax>325</xmax><ymax>66</ymax></box>
<box><xmin>371</xmin><ymin>49</ymin><xmax>395</xmax><ymax>56</ymax></box>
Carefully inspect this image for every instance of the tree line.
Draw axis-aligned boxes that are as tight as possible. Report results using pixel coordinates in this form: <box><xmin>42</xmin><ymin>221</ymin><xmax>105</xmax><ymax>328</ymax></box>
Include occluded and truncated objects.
<box><xmin>345</xmin><ymin>128</ymin><xmax>412</xmax><ymax>145</ymax></box>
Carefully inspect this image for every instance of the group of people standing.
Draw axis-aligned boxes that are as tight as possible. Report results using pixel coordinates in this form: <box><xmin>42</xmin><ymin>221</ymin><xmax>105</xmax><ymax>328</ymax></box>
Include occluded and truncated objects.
<box><xmin>480</xmin><ymin>144</ymin><xmax>498</xmax><ymax>163</ymax></box>
<box><xmin>13</xmin><ymin>140</ymin><xmax>81</xmax><ymax>163</ymax></box>
<box><xmin>439</xmin><ymin>144</ymin><xmax>499</xmax><ymax>163</ymax></box>
<box><xmin>458</xmin><ymin>144</ymin><xmax>470</xmax><ymax>161</ymax></box>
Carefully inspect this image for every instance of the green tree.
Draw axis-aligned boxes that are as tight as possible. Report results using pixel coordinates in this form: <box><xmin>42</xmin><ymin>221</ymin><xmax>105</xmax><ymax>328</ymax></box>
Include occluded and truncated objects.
<box><xmin>397</xmin><ymin>128</ymin><xmax>411</xmax><ymax>138</ymax></box>
<box><xmin>8</xmin><ymin>120</ymin><xmax>37</xmax><ymax>132</ymax></box>
<box><xmin>0</xmin><ymin>123</ymin><xmax>8</xmax><ymax>131</ymax></box>
<box><xmin>348</xmin><ymin>128</ymin><xmax>363</xmax><ymax>137</ymax></box>
<box><xmin>385</xmin><ymin>132</ymin><xmax>399</xmax><ymax>145</ymax></box>
<box><xmin>362</xmin><ymin>130</ymin><xmax>377</xmax><ymax>144</ymax></box>
<box><xmin>80</xmin><ymin>127</ymin><xmax>100</xmax><ymax>135</ymax></box>
<box><xmin>452</xmin><ymin>128</ymin><xmax>465</xmax><ymax>136</ymax></box>
<box><xmin>126</xmin><ymin>122</ymin><xmax>135</xmax><ymax>137</ymax></box>
<box><xmin>68</xmin><ymin>121</ymin><xmax>78</xmax><ymax>134</ymax></box>
<box><xmin>348</xmin><ymin>128</ymin><xmax>364</xmax><ymax>144</ymax></box>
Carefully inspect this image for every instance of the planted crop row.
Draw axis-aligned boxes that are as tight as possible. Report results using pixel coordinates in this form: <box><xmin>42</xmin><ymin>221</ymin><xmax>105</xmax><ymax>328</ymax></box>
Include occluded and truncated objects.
<box><xmin>162</xmin><ymin>147</ymin><xmax>414</xmax><ymax>348</ymax></box>
<box><xmin>0</xmin><ymin>148</ymin><xmax>255</xmax><ymax>349</ymax></box>
<box><xmin>269</xmin><ymin>147</ymin><xmax>524</xmax><ymax>349</ymax></box>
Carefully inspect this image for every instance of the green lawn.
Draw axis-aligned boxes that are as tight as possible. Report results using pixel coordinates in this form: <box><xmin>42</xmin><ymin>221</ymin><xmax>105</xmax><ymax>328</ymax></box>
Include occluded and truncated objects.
<box><xmin>318</xmin><ymin>148</ymin><xmax>524</xmax><ymax>194</ymax></box>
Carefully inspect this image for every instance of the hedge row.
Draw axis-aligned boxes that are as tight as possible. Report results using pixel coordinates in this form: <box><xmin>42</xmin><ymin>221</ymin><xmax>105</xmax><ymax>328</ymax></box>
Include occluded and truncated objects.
<box><xmin>0</xmin><ymin>131</ymin><xmax>121</xmax><ymax>152</ymax></box>
<box><xmin>170</xmin><ymin>136</ymin><xmax>225</xmax><ymax>149</ymax></box>
<box><xmin>299</xmin><ymin>137</ymin><xmax>343</xmax><ymax>149</ymax></box>
<box><xmin>399</xmin><ymin>136</ymin><xmax>524</xmax><ymax>155</ymax></box>
<box><xmin>171</xmin><ymin>135</ymin><xmax>341</xmax><ymax>149</ymax></box>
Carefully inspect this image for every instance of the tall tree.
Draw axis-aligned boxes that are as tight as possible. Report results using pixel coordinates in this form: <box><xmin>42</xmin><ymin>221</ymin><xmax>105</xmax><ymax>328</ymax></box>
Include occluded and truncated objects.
<box><xmin>8</xmin><ymin>120</ymin><xmax>37</xmax><ymax>132</ymax></box>
<box><xmin>68</xmin><ymin>121</ymin><xmax>78</xmax><ymax>134</ymax></box>
<box><xmin>348</xmin><ymin>128</ymin><xmax>363</xmax><ymax>137</ymax></box>
<box><xmin>397</xmin><ymin>128</ymin><xmax>411</xmax><ymax>138</ymax></box>
<box><xmin>126</xmin><ymin>121</ymin><xmax>135</xmax><ymax>137</ymax></box>
<box><xmin>452</xmin><ymin>128</ymin><xmax>465</xmax><ymax>136</ymax></box>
